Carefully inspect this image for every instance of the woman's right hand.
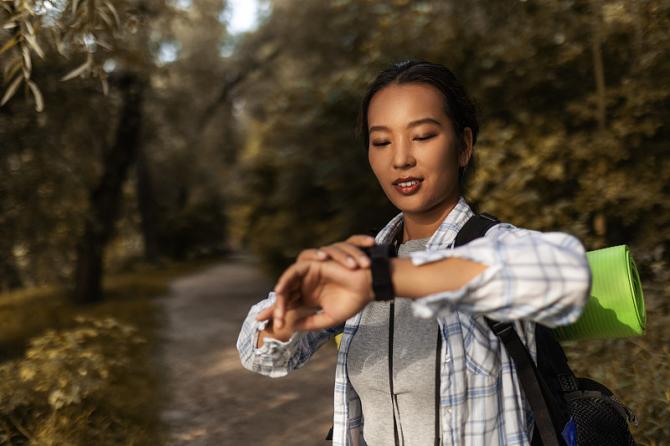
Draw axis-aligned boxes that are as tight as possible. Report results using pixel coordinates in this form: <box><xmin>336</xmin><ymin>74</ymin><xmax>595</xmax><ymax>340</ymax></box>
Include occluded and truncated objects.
<box><xmin>256</xmin><ymin>302</ymin><xmax>319</xmax><ymax>346</ymax></box>
<box><xmin>296</xmin><ymin>234</ymin><xmax>376</xmax><ymax>269</ymax></box>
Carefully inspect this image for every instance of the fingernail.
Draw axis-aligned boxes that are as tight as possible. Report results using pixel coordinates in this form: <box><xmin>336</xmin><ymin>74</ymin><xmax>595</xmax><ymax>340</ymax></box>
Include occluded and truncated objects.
<box><xmin>347</xmin><ymin>257</ymin><xmax>356</xmax><ymax>268</ymax></box>
<box><xmin>317</xmin><ymin>250</ymin><xmax>327</xmax><ymax>259</ymax></box>
<box><xmin>359</xmin><ymin>256</ymin><xmax>370</xmax><ymax>267</ymax></box>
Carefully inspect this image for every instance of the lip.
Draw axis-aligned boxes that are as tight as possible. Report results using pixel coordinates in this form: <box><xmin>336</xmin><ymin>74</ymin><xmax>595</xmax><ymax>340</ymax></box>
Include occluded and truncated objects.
<box><xmin>392</xmin><ymin>176</ymin><xmax>423</xmax><ymax>185</ymax></box>
<box><xmin>392</xmin><ymin>177</ymin><xmax>423</xmax><ymax>195</ymax></box>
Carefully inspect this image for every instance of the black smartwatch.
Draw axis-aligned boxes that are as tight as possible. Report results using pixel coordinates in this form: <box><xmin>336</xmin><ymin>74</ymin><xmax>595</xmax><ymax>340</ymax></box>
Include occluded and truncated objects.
<box><xmin>361</xmin><ymin>243</ymin><xmax>397</xmax><ymax>301</ymax></box>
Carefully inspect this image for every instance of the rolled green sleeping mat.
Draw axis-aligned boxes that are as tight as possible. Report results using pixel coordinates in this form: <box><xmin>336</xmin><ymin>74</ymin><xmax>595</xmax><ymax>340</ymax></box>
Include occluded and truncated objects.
<box><xmin>552</xmin><ymin>244</ymin><xmax>646</xmax><ymax>342</ymax></box>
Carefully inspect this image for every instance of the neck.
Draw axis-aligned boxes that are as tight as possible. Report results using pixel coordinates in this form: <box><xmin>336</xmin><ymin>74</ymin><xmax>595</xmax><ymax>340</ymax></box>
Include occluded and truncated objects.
<box><xmin>401</xmin><ymin>194</ymin><xmax>461</xmax><ymax>243</ymax></box>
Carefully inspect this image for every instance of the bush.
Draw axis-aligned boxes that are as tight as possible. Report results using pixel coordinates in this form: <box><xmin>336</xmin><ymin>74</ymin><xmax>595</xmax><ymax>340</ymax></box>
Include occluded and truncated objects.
<box><xmin>0</xmin><ymin>317</ymin><xmax>150</xmax><ymax>445</ymax></box>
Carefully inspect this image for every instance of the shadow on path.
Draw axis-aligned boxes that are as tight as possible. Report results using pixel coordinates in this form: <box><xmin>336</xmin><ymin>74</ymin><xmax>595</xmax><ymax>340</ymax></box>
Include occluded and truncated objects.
<box><xmin>159</xmin><ymin>253</ymin><xmax>337</xmax><ymax>445</ymax></box>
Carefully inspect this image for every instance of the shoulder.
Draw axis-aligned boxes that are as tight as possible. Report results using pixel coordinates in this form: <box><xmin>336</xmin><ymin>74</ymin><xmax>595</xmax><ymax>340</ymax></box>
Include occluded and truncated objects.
<box><xmin>483</xmin><ymin>220</ymin><xmax>586</xmax><ymax>252</ymax></box>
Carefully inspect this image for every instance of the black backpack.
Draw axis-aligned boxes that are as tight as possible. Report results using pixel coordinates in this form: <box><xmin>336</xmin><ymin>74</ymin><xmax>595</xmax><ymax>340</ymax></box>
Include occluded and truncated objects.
<box><xmin>455</xmin><ymin>213</ymin><xmax>637</xmax><ymax>446</ymax></box>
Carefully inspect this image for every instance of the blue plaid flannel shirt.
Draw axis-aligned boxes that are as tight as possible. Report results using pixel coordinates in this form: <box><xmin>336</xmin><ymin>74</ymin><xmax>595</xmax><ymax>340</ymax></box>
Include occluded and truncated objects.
<box><xmin>237</xmin><ymin>196</ymin><xmax>592</xmax><ymax>445</ymax></box>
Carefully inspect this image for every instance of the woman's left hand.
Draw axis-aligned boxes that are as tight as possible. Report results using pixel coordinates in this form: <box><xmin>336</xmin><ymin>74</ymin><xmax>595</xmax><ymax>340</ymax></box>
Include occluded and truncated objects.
<box><xmin>295</xmin><ymin>234</ymin><xmax>376</xmax><ymax>269</ymax></box>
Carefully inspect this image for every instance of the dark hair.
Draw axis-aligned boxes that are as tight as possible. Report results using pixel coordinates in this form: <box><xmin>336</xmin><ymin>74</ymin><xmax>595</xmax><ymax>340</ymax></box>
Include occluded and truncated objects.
<box><xmin>357</xmin><ymin>60</ymin><xmax>479</xmax><ymax>197</ymax></box>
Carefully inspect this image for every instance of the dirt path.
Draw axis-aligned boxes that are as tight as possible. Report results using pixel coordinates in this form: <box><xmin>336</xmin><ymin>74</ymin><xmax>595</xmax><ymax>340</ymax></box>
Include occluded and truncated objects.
<box><xmin>159</xmin><ymin>253</ymin><xmax>338</xmax><ymax>445</ymax></box>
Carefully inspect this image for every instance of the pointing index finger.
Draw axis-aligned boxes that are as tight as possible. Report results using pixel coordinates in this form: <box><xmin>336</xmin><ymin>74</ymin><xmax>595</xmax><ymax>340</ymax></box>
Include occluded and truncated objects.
<box><xmin>273</xmin><ymin>261</ymin><xmax>309</xmax><ymax>328</ymax></box>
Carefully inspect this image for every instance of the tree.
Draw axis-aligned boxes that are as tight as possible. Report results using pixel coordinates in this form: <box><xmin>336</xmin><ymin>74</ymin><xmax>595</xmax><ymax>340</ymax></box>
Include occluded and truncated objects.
<box><xmin>0</xmin><ymin>0</ymin><xmax>235</xmax><ymax>300</ymax></box>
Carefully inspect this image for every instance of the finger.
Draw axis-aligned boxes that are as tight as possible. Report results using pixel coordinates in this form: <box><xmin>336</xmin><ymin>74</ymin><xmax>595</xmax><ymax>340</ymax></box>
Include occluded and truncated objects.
<box><xmin>319</xmin><ymin>245</ymin><xmax>359</xmax><ymax>269</ymax></box>
<box><xmin>273</xmin><ymin>262</ymin><xmax>310</xmax><ymax>328</ymax></box>
<box><xmin>255</xmin><ymin>292</ymin><xmax>305</xmax><ymax>323</ymax></box>
<box><xmin>273</xmin><ymin>289</ymin><xmax>287</xmax><ymax>329</ymax></box>
<box><xmin>256</xmin><ymin>304</ymin><xmax>275</xmax><ymax>321</ymax></box>
<box><xmin>345</xmin><ymin>234</ymin><xmax>376</xmax><ymax>247</ymax></box>
<box><xmin>333</xmin><ymin>242</ymin><xmax>371</xmax><ymax>268</ymax></box>
<box><xmin>293</xmin><ymin>311</ymin><xmax>341</xmax><ymax>331</ymax></box>
<box><xmin>274</xmin><ymin>261</ymin><xmax>310</xmax><ymax>294</ymax></box>
<box><xmin>290</xmin><ymin>304</ymin><xmax>322</xmax><ymax>320</ymax></box>
<box><xmin>297</xmin><ymin>248</ymin><xmax>328</xmax><ymax>262</ymax></box>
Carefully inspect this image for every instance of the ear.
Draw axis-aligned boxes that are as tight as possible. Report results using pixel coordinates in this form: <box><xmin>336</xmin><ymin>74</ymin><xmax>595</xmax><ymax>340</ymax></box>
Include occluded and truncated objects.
<box><xmin>459</xmin><ymin>127</ymin><xmax>474</xmax><ymax>167</ymax></box>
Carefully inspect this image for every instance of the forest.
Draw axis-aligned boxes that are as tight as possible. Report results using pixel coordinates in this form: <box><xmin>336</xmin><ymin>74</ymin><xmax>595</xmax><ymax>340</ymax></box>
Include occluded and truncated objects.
<box><xmin>1</xmin><ymin>0</ymin><xmax>668</xmax><ymax>444</ymax></box>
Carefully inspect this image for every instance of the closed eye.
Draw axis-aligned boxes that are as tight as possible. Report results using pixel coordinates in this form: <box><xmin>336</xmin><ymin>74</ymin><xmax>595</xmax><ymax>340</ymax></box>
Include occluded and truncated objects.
<box><xmin>414</xmin><ymin>134</ymin><xmax>436</xmax><ymax>141</ymax></box>
<box><xmin>372</xmin><ymin>141</ymin><xmax>390</xmax><ymax>147</ymax></box>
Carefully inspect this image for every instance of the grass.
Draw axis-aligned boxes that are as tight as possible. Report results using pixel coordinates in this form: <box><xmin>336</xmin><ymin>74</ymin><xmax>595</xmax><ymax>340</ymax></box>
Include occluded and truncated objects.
<box><xmin>0</xmin><ymin>258</ymin><xmax>216</xmax><ymax>446</ymax></box>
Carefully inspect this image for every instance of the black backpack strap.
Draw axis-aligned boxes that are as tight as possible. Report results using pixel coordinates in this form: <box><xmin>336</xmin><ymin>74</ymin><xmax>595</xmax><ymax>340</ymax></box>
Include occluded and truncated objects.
<box><xmin>453</xmin><ymin>212</ymin><xmax>500</xmax><ymax>247</ymax></box>
<box><xmin>454</xmin><ymin>213</ymin><xmax>565</xmax><ymax>446</ymax></box>
<box><xmin>486</xmin><ymin>320</ymin><xmax>564</xmax><ymax>446</ymax></box>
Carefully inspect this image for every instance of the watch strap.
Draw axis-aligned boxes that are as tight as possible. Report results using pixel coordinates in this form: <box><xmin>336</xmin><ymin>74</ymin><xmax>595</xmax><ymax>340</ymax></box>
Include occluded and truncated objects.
<box><xmin>361</xmin><ymin>243</ymin><xmax>396</xmax><ymax>301</ymax></box>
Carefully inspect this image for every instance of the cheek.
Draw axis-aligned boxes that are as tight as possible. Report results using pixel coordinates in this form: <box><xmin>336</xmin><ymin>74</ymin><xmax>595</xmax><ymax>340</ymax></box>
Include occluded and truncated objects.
<box><xmin>422</xmin><ymin>144</ymin><xmax>460</xmax><ymax>190</ymax></box>
<box><xmin>425</xmin><ymin>143</ymin><xmax>457</xmax><ymax>171</ymax></box>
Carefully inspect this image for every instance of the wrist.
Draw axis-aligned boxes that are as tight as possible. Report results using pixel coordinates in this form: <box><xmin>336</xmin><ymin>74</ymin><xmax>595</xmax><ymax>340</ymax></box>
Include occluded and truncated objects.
<box><xmin>261</xmin><ymin>320</ymin><xmax>295</xmax><ymax>344</ymax></box>
<box><xmin>365</xmin><ymin>268</ymin><xmax>375</xmax><ymax>303</ymax></box>
<box><xmin>361</xmin><ymin>243</ymin><xmax>397</xmax><ymax>301</ymax></box>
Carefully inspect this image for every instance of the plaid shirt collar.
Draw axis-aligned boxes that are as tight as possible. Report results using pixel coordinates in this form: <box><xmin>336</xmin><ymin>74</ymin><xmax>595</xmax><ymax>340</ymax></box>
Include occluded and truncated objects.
<box><xmin>374</xmin><ymin>195</ymin><xmax>475</xmax><ymax>249</ymax></box>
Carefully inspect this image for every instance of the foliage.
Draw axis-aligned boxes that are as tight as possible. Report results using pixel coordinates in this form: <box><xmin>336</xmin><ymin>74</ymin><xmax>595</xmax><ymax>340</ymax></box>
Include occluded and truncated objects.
<box><xmin>1</xmin><ymin>0</ymin><xmax>129</xmax><ymax>110</ymax></box>
<box><xmin>0</xmin><ymin>260</ymin><xmax>209</xmax><ymax>445</ymax></box>
<box><xmin>228</xmin><ymin>0</ymin><xmax>670</xmax><ymax>275</ymax></box>
<box><xmin>0</xmin><ymin>317</ymin><xmax>149</xmax><ymax>445</ymax></box>
<box><xmin>0</xmin><ymin>0</ymin><xmax>232</xmax><ymax>290</ymax></box>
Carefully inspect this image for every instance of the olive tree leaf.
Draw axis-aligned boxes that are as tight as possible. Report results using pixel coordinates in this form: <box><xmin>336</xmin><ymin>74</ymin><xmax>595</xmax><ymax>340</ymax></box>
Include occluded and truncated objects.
<box><xmin>0</xmin><ymin>35</ymin><xmax>17</xmax><ymax>55</ymax></box>
<box><xmin>60</xmin><ymin>57</ymin><xmax>92</xmax><ymax>81</ymax></box>
<box><xmin>0</xmin><ymin>75</ymin><xmax>24</xmax><ymax>107</ymax></box>
<box><xmin>24</xmin><ymin>32</ymin><xmax>45</xmax><ymax>59</ymax></box>
<box><xmin>27</xmin><ymin>80</ymin><xmax>44</xmax><ymax>112</ymax></box>
<box><xmin>22</xmin><ymin>45</ymin><xmax>32</xmax><ymax>73</ymax></box>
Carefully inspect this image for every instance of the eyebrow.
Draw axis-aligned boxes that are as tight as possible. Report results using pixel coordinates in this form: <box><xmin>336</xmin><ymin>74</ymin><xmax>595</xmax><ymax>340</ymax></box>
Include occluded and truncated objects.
<box><xmin>369</xmin><ymin>117</ymin><xmax>443</xmax><ymax>134</ymax></box>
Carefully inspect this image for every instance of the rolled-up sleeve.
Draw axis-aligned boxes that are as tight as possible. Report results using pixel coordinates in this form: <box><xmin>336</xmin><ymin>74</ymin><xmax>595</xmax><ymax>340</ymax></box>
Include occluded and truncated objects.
<box><xmin>237</xmin><ymin>291</ymin><xmax>342</xmax><ymax>377</ymax></box>
<box><xmin>407</xmin><ymin>222</ymin><xmax>592</xmax><ymax>328</ymax></box>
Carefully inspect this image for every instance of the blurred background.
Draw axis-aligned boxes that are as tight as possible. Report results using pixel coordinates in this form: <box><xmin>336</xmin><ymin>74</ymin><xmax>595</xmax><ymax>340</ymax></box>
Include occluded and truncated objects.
<box><xmin>1</xmin><ymin>0</ymin><xmax>669</xmax><ymax>444</ymax></box>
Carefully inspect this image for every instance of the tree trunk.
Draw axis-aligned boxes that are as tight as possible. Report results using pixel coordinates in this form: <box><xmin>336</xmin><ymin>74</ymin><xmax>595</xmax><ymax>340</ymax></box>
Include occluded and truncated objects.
<box><xmin>136</xmin><ymin>145</ymin><xmax>160</xmax><ymax>262</ymax></box>
<box><xmin>0</xmin><ymin>248</ymin><xmax>22</xmax><ymax>291</ymax></box>
<box><xmin>73</xmin><ymin>73</ymin><xmax>146</xmax><ymax>304</ymax></box>
<box><xmin>0</xmin><ymin>194</ymin><xmax>22</xmax><ymax>291</ymax></box>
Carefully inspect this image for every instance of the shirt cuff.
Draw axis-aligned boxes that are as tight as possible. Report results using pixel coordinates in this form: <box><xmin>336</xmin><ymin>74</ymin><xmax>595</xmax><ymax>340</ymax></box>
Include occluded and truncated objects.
<box><xmin>253</xmin><ymin>319</ymin><xmax>302</xmax><ymax>356</ymax></box>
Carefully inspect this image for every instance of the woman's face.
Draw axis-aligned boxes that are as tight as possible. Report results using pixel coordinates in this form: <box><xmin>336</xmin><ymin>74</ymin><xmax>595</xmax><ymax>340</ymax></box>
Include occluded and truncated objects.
<box><xmin>367</xmin><ymin>82</ymin><xmax>471</xmax><ymax>216</ymax></box>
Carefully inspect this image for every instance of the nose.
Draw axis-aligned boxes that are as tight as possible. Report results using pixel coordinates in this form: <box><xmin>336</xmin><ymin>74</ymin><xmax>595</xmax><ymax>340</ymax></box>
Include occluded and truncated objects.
<box><xmin>393</xmin><ymin>138</ymin><xmax>416</xmax><ymax>169</ymax></box>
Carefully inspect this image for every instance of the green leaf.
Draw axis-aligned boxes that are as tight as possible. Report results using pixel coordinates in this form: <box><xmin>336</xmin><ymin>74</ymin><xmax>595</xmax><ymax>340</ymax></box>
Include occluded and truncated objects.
<box><xmin>60</xmin><ymin>58</ymin><xmax>91</xmax><ymax>81</ymax></box>
<box><xmin>0</xmin><ymin>75</ymin><xmax>23</xmax><ymax>107</ymax></box>
<box><xmin>23</xmin><ymin>32</ymin><xmax>45</xmax><ymax>59</ymax></box>
<box><xmin>27</xmin><ymin>80</ymin><xmax>44</xmax><ymax>112</ymax></box>
<box><xmin>22</xmin><ymin>45</ymin><xmax>32</xmax><ymax>74</ymax></box>
<box><xmin>0</xmin><ymin>36</ymin><xmax>17</xmax><ymax>56</ymax></box>
<box><xmin>105</xmin><ymin>1</ymin><xmax>120</xmax><ymax>27</ymax></box>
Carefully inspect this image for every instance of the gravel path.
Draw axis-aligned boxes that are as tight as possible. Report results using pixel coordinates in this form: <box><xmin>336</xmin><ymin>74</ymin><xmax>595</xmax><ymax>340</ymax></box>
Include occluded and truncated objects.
<box><xmin>159</xmin><ymin>253</ymin><xmax>337</xmax><ymax>445</ymax></box>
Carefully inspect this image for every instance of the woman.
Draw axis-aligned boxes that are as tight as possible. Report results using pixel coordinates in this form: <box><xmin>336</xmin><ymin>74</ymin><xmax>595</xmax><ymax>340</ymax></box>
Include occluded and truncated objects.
<box><xmin>237</xmin><ymin>60</ymin><xmax>591</xmax><ymax>446</ymax></box>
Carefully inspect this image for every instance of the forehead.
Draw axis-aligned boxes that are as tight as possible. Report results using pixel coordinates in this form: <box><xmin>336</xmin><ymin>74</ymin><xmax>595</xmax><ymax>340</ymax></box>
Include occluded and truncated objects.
<box><xmin>368</xmin><ymin>82</ymin><xmax>446</xmax><ymax>127</ymax></box>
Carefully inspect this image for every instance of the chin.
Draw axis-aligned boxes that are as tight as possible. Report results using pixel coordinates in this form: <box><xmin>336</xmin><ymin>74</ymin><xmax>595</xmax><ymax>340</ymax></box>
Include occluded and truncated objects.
<box><xmin>390</xmin><ymin>198</ymin><xmax>431</xmax><ymax>214</ymax></box>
